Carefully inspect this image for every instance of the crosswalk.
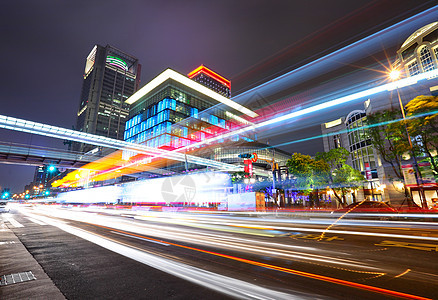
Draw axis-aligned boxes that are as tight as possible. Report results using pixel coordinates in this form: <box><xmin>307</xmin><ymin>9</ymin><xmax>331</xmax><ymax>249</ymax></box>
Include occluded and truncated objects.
<box><xmin>1</xmin><ymin>215</ymin><xmax>49</xmax><ymax>228</ymax></box>
<box><xmin>4</xmin><ymin>217</ymin><xmax>24</xmax><ymax>228</ymax></box>
<box><xmin>25</xmin><ymin>217</ymin><xmax>48</xmax><ymax>226</ymax></box>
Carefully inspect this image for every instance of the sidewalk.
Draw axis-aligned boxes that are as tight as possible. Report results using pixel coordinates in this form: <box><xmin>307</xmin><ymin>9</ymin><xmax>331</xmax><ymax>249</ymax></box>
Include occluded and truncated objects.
<box><xmin>0</xmin><ymin>221</ymin><xmax>65</xmax><ymax>300</ymax></box>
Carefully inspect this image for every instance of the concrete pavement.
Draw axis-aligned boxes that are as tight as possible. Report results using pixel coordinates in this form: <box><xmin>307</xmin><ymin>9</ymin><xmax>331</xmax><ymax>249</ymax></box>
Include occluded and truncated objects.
<box><xmin>0</xmin><ymin>218</ymin><xmax>65</xmax><ymax>300</ymax></box>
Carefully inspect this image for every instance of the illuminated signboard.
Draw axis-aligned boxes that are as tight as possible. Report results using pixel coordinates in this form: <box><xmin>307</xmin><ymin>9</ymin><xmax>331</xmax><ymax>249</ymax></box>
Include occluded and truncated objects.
<box><xmin>106</xmin><ymin>56</ymin><xmax>128</xmax><ymax>71</ymax></box>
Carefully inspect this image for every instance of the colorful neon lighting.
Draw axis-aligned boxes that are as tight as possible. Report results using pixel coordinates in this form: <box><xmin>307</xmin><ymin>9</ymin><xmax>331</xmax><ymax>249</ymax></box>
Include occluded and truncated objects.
<box><xmin>188</xmin><ymin>65</ymin><xmax>231</xmax><ymax>89</ymax></box>
<box><xmin>125</xmin><ymin>69</ymin><xmax>258</xmax><ymax>118</ymax></box>
<box><xmin>0</xmin><ymin>114</ymin><xmax>238</xmax><ymax>173</ymax></box>
<box><xmin>106</xmin><ymin>56</ymin><xmax>128</xmax><ymax>71</ymax></box>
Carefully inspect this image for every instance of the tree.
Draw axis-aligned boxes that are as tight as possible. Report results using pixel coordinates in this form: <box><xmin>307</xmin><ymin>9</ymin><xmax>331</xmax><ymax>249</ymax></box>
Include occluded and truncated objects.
<box><xmin>286</xmin><ymin>153</ymin><xmax>327</xmax><ymax>207</ymax></box>
<box><xmin>405</xmin><ymin>95</ymin><xmax>438</xmax><ymax>176</ymax></box>
<box><xmin>315</xmin><ymin>147</ymin><xmax>364</xmax><ymax>206</ymax></box>
<box><xmin>287</xmin><ymin>148</ymin><xmax>363</xmax><ymax>207</ymax></box>
<box><xmin>231</xmin><ymin>171</ymin><xmax>250</xmax><ymax>184</ymax></box>
<box><xmin>286</xmin><ymin>153</ymin><xmax>315</xmax><ymax>193</ymax></box>
<box><xmin>366</xmin><ymin>110</ymin><xmax>410</xmax><ymax>182</ymax></box>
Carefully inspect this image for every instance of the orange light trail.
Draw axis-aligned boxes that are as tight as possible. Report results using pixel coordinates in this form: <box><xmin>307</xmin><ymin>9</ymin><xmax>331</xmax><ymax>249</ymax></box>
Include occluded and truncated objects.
<box><xmin>90</xmin><ymin>223</ymin><xmax>431</xmax><ymax>300</ymax></box>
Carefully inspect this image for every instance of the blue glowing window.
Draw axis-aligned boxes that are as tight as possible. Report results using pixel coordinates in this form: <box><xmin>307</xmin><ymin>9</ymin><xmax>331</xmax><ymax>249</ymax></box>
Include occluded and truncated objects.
<box><xmin>191</xmin><ymin>108</ymin><xmax>198</xmax><ymax>118</ymax></box>
<box><xmin>210</xmin><ymin>115</ymin><xmax>218</xmax><ymax>125</ymax></box>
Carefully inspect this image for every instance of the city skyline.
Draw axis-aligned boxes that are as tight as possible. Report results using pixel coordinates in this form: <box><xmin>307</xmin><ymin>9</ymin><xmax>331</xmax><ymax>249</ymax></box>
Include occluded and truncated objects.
<box><xmin>1</xmin><ymin>0</ymin><xmax>436</xmax><ymax>192</ymax></box>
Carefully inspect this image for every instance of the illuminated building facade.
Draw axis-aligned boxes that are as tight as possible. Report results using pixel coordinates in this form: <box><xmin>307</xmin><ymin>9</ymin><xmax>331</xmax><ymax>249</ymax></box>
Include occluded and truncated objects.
<box><xmin>188</xmin><ymin>65</ymin><xmax>231</xmax><ymax>98</ymax></box>
<box><xmin>123</xmin><ymin>68</ymin><xmax>256</xmax><ymax>162</ymax></box>
<box><xmin>395</xmin><ymin>22</ymin><xmax>438</xmax><ymax>77</ymax></box>
<box><xmin>322</xmin><ymin>105</ymin><xmax>383</xmax><ymax>203</ymax></box>
<box><xmin>74</xmin><ymin>44</ymin><xmax>141</xmax><ymax>152</ymax></box>
<box><xmin>32</xmin><ymin>165</ymin><xmax>61</xmax><ymax>188</ymax></box>
<box><xmin>321</xmin><ymin>22</ymin><xmax>438</xmax><ymax>206</ymax></box>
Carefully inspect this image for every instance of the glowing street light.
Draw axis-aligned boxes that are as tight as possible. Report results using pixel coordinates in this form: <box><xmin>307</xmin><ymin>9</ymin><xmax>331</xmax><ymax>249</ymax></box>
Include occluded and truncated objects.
<box><xmin>389</xmin><ymin>69</ymin><xmax>401</xmax><ymax>81</ymax></box>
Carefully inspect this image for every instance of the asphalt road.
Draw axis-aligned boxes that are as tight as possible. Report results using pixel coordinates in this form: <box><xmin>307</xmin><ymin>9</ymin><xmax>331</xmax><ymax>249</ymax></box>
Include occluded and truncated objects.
<box><xmin>3</xmin><ymin>205</ymin><xmax>438</xmax><ymax>299</ymax></box>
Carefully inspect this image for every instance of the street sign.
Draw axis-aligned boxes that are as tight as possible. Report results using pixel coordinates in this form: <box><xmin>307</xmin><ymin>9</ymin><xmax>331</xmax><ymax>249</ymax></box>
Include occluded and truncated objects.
<box><xmin>244</xmin><ymin>159</ymin><xmax>253</xmax><ymax>176</ymax></box>
<box><xmin>365</xmin><ymin>162</ymin><xmax>372</xmax><ymax>180</ymax></box>
<box><xmin>251</xmin><ymin>152</ymin><xmax>258</xmax><ymax>162</ymax></box>
<box><xmin>402</xmin><ymin>164</ymin><xmax>417</xmax><ymax>187</ymax></box>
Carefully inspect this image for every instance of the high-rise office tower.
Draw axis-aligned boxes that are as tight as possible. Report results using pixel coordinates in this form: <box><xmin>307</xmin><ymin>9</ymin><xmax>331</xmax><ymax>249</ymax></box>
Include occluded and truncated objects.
<box><xmin>74</xmin><ymin>44</ymin><xmax>141</xmax><ymax>152</ymax></box>
<box><xmin>188</xmin><ymin>65</ymin><xmax>231</xmax><ymax>98</ymax></box>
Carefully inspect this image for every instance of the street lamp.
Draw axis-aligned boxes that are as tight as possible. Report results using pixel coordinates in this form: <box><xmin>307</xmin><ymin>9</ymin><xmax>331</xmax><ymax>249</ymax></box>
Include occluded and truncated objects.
<box><xmin>389</xmin><ymin>69</ymin><xmax>427</xmax><ymax>208</ymax></box>
<box><xmin>389</xmin><ymin>69</ymin><xmax>401</xmax><ymax>81</ymax></box>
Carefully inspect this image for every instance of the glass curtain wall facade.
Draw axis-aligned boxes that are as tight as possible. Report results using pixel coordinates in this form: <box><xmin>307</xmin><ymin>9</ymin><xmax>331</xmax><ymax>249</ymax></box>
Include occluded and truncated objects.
<box><xmin>123</xmin><ymin>73</ymin><xmax>253</xmax><ymax>161</ymax></box>
<box><xmin>75</xmin><ymin>44</ymin><xmax>141</xmax><ymax>152</ymax></box>
<box><xmin>346</xmin><ymin>110</ymin><xmax>376</xmax><ymax>173</ymax></box>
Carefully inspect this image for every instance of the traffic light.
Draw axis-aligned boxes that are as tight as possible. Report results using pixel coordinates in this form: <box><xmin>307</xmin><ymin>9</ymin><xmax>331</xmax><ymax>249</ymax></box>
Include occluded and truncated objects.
<box><xmin>44</xmin><ymin>190</ymin><xmax>50</xmax><ymax>196</ymax></box>
<box><xmin>1</xmin><ymin>189</ymin><xmax>10</xmax><ymax>199</ymax></box>
<box><xmin>48</xmin><ymin>165</ymin><xmax>56</xmax><ymax>172</ymax></box>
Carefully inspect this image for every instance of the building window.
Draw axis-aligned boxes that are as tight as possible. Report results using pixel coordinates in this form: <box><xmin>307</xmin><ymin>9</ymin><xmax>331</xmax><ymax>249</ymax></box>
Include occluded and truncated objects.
<box><xmin>419</xmin><ymin>46</ymin><xmax>435</xmax><ymax>72</ymax></box>
<box><xmin>407</xmin><ymin>61</ymin><xmax>420</xmax><ymax>76</ymax></box>
<box><xmin>434</xmin><ymin>47</ymin><xmax>438</xmax><ymax>63</ymax></box>
<box><xmin>333</xmin><ymin>134</ymin><xmax>341</xmax><ymax>149</ymax></box>
<box><xmin>346</xmin><ymin>111</ymin><xmax>376</xmax><ymax>173</ymax></box>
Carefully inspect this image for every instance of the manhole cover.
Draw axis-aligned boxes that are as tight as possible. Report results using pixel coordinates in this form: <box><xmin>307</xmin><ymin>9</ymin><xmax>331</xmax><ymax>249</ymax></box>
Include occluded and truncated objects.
<box><xmin>0</xmin><ymin>271</ymin><xmax>36</xmax><ymax>286</ymax></box>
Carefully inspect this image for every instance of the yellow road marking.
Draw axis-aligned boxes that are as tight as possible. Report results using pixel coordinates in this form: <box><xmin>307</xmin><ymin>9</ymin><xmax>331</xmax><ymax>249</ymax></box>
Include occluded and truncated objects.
<box><xmin>375</xmin><ymin>240</ymin><xmax>438</xmax><ymax>252</ymax></box>
<box><xmin>394</xmin><ymin>269</ymin><xmax>411</xmax><ymax>278</ymax></box>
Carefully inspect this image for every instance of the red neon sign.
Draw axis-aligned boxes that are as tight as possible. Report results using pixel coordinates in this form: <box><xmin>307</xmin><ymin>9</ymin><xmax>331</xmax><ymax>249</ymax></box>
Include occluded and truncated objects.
<box><xmin>188</xmin><ymin>65</ymin><xmax>231</xmax><ymax>89</ymax></box>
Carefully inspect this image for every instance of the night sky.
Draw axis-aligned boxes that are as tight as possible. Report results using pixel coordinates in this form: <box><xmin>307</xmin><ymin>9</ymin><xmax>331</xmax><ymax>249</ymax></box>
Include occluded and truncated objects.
<box><xmin>0</xmin><ymin>0</ymin><xmax>434</xmax><ymax>192</ymax></box>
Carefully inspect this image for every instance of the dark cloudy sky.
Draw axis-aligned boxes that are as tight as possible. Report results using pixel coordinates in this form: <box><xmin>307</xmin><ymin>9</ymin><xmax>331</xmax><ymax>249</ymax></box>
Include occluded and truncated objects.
<box><xmin>0</xmin><ymin>0</ymin><xmax>435</xmax><ymax>192</ymax></box>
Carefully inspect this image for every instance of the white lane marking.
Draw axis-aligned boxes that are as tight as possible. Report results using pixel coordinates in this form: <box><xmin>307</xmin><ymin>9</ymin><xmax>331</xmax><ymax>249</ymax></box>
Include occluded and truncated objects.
<box><xmin>6</xmin><ymin>217</ymin><xmax>24</xmax><ymax>228</ymax></box>
<box><xmin>26</xmin><ymin>217</ymin><xmax>48</xmax><ymax>226</ymax></box>
<box><xmin>110</xmin><ymin>231</ymin><xmax>169</xmax><ymax>246</ymax></box>
<box><xmin>34</xmin><ymin>218</ymin><xmax>307</xmax><ymax>299</ymax></box>
<box><xmin>0</xmin><ymin>241</ymin><xmax>16</xmax><ymax>245</ymax></box>
<box><xmin>18</xmin><ymin>212</ymin><xmax>68</xmax><ymax>225</ymax></box>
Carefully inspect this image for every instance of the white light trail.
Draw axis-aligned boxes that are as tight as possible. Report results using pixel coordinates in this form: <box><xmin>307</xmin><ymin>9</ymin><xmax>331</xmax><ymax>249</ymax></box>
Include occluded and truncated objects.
<box><xmin>174</xmin><ymin>68</ymin><xmax>438</xmax><ymax>153</ymax></box>
<box><xmin>0</xmin><ymin>114</ymin><xmax>238</xmax><ymax>171</ymax></box>
<box><xmin>19</xmin><ymin>208</ymin><xmax>308</xmax><ymax>300</ymax></box>
<box><xmin>19</xmin><ymin>206</ymin><xmax>384</xmax><ymax>271</ymax></box>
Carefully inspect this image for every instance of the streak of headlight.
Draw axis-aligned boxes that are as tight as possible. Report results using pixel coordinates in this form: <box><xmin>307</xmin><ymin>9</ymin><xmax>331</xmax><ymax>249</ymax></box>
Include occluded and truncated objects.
<box><xmin>176</xmin><ymin>69</ymin><xmax>438</xmax><ymax>152</ymax></box>
<box><xmin>133</xmin><ymin>214</ymin><xmax>438</xmax><ymax>242</ymax></box>
<box><xmin>0</xmin><ymin>114</ymin><xmax>237</xmax><ymax>171</ymax></box>
<box><xmin>269</xmin><ymin>109</ymin><xmax>438</xmax><ymax>149</ymax></box>
<box><xmin>319</xmin><ymin>200</ymin><xmax>367</xmax><ymax>241</ymax></box>
<box><xmin>84</xmin><ymin>225</ymin><xmax>431</xmax><ymax>300</ymax></box>
<box><xmin>26</xmin><ymin>209</ymin><xmax>429</xmax><ymax>300</ymax></box>
<box><xmin>79</xmin><ymin>68</ymin><xmax>438</xmax><ymax>178</ymax></box>
<box><xmin>127</xmin><ymin>220</ymin><xmax>374</xmax><ymax>269</ymax></box>
<box><xmin>19</xmin><ymin>211</ymin><xmax>311</xmax><ymax>299</ymax></box>
<box><xmin>29</xmin><ymin>205</ymin><xmax>438</xmax><ymax>243</ymax></box>
<box><xmin>22</xmin><ymin>207</ymin><xmax>371</xmax><ymax>269</ymax></box>
<box><xmin>231</xmin><ymin>5</ymin><xmax>438</xmax><ymax>100</ymax></box>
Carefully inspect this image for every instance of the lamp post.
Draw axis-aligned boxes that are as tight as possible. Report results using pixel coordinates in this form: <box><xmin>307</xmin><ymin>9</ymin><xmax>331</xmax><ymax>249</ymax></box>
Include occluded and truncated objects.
<box><xmin>389</xmin><ymin>70</ymin><xmax>427</xmax><ymax>208</ymax></box>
